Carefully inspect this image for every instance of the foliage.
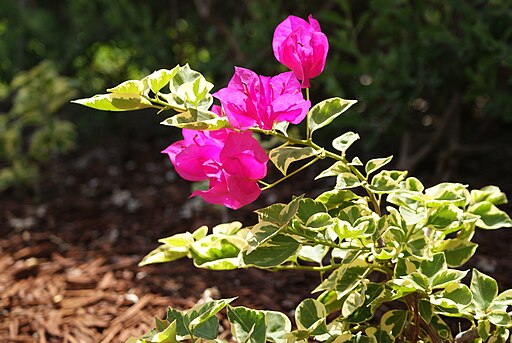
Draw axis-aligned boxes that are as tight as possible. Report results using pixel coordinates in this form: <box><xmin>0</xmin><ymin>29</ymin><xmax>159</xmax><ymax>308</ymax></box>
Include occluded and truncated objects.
<box><xmin>75</xmin><ymin>18</ymin><xmax>512</xmax><ymax>341</ymax></box>
<box><xmin>0</xmin><ymin>61</ymin><xmax>76</xmax><ymax>192</ymax></box>
<box><xmin>2</xmin><ymin>1</ymin><xmax>512</xmax><ymax>174</ymax></box>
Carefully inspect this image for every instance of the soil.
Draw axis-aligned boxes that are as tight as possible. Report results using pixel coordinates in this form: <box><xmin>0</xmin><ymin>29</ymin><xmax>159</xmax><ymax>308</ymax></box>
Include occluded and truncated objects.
<box><xmin>1</xmin><ymin>137</ymin><xmax>511</xmax><ymax>343</ymax></box>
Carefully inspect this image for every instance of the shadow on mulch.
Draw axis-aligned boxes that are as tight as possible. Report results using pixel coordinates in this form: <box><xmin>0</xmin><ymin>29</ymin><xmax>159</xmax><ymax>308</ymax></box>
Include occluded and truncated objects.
<box><xmin>1</xmin><ymin>138</ymin><xmax>511</xmax><ymax>342</ymax></box>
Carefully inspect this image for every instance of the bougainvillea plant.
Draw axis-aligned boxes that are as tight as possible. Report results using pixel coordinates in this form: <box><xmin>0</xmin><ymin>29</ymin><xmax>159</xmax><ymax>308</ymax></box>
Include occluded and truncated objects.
<box><xmin>74</xmin><ymin>14</ymin><xmax>512</xmax><ymax>343</ymax></box>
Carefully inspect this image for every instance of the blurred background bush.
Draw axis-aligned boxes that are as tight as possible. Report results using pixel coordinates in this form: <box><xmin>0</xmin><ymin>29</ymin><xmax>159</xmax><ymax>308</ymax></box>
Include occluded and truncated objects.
<box><xmin>1</xmin><ymin>0</ymin><xmax>511</xmax><ymax>193</ymax></box>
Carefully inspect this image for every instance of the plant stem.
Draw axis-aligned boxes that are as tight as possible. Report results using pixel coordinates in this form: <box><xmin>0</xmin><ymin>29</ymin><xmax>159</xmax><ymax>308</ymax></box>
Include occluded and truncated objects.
<box><xmin>273</xmin><ymin>263</ymin><xmax>345</xmax><ymax>272</ymax></box>
<box><xmin>144</xmin><ymin>95</ymin><xmax>186</xmax><ymax>112</ymax></box>
<box><xmin>305</xmin><ymin>87</ymin><xmax>311</xmax><ymax>140</ymax></box>
<box><xmin>261</xmin><ymin>156</ymin><xmax>321</xmax><ymax>191</ymax></box>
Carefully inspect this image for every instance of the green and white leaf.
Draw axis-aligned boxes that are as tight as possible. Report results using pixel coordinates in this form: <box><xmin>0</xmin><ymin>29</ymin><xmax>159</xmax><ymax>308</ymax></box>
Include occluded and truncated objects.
<box><xmin>332</xmin><ymin>131</ymin><xmax>360</xmax><ymax>154</ymax></box>
<box><xmin>468</xmin><ymin>201</ymin><xmax>512</xmax><ymax>230</ymax></box>
<box><xmin>263</xmin><ymin>310</ymin><xmax>291</xmax><ymax>343</ymax></box>
<box><xmin>380</xmin><ymin>310</ymin><xmax>407</xmax><ymax>338</ymax></box>
<box><xmin>269</xmin><ymin>146</ymin><xmax>320</xmax><ymax>175</ymax></box>
<box><xmin>365</xmin><ymin>156</ymin><xmax>393</xmax><ymax>176</ymax></box>
<box><xmin>227</xmin><ymin>306</ymin><xmax>266</xmax><ymax>343</ymax></box>
<box><xmin>295</xmin><ymin>298</ymin><xmax>328</xmax><ymax>335</ymax></box>
<box><xmin>161</xmin><ymin>108</ymin><xmax>230</xmax><ymax>130</ymax></box>
<box><xmin>148</xmin><ymin>67</ymin><xmax>180</xmax><ymax>94</ymax></box>
<box><xmin>107</xmin><ymin>80</ymin><xmax>145</xmax><ymax>94</ymax></box>
<box><xmin>308</xmin><ymin>97</ymin><xmax>357</xmax><ymax>135</ymax></box>
<box><xmin>471</xmin><ymin>269</ymin><xmax>498</xmax><ymax>312</ymax></box>
<box><xmin>243</xmin><ymin>234</ymin><xmax>300</xmax><ymax>268</ymax></box>
<box><xmin>72</xmin><ymin>93</ymin><xmax>153</xmax><ymax>111</ymax></box>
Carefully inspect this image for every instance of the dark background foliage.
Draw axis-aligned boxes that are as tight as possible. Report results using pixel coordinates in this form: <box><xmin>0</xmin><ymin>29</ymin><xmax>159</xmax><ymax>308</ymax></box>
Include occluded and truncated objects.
<box><xmin>1</xmin><ymin>0</ymin><xmax>511</xmax><ymax>193</ymax></box>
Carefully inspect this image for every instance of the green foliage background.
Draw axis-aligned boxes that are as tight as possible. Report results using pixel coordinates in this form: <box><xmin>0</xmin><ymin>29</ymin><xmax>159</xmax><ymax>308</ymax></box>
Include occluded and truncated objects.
<box><xmin>1</xmin><ymin>0</ymin><xmax>511</xmax><ymax>189</ymax></box>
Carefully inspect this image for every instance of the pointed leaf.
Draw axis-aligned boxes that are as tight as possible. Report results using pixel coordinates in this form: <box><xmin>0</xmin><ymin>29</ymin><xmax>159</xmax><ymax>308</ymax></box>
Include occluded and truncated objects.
<box><xmin>72</xmin><ymin>93</ymin><xmax>152</xmax><ymax>111</ymax></box>
<box><xmin>365</xmin><ymin>156</ymin><xmax>393</xmax><ymax>176</ymax></box>
<box><xmin>107</xmin><ymin>80</ymin><xmax>145</xmax><ymax>94</ymax></box>
<box><xmin>269</xmin><ymin>146</ymin><xmax>320</xmax><ymax>175</ymax></box>
<box><xmin>471</xmin><ymin>269</ymin><xmax>498</xmax><ymax>311</ymax></box>
<box><xmin>243</xmin><ymin>234</ymin><xmax>300</xmax><ymax>268</ymax></box>
<box><xmin>468</xmin><ymin>201</ymin><xmax>512</xmax><ymax>230</ymax></box>
<box><xmin>295</xmin><ymin>299</ymin><xmax>328</xmax><ymax>335</ymax></box>
<box><xmin>161</xmin><ymin>109</ymin><xmax>230</xmax><ymax>130</ymax></box>
<box><xmin>332</xmin><ymin>131</ymin><xmax>360</xmax><ymax>153</ymax></box>
<box><xmin>308</xmin><ymin>97</ymin><xmax>357</xmax><ymax>135</ymax></box>
<box><xmin>148</xmin><ymin>67</ymin><xmax>180</xmax><ymax>94</ymax></box>
<box><xmin>227</xmin><ymin>306</ymin><xmax>266</xmax><ymax>343</ymax></box>
<box><xmin>380</xmin><ymin>310</ymin><xmax>407</xmax><ymax>338</ymax></box>
<box><xmin>263</xmin><ymin>310</ymin><xmax>291</xmax><ymax>343</ymax></box>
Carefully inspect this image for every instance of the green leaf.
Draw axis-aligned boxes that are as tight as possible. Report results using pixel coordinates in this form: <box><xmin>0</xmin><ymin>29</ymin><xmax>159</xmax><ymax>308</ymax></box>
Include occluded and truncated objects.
<box><xmin>279</xmin><ymin>195</ymin><xmax>303</xmax><ymax>226</ymax></box>
<box><xmin>247</xmin><ymin>222</ymin><xmax>281</xmax><ymax>251</ymax></box>
<box><xmin>488</xmin><ymin>311</ymin><xmax>511</xmax><ymax>327</ymax></box>
<box><xmin>345</xmin><ymin>283</ymin><xmax>386</xmax><ymax>323</ymax></box>
<box><xmin>107</xmin><ymin>79</ymin><xmax>145</xmax><ymax>94</ymax></box>
<box><xmin>274</xmin><ymin>121</ymin><xmax>289</xmax><ymax>136</ymax></box>
<box><xmin>430</xmin><ymin>315</ymin><xmax>453</xmax><ymax>340</ymax></box>
<box><xmin>72</xmin><ymin>93</ymin><xmax>153</xmax><ymax>111</ymax></box>
<box><xmin>161</xmin><ymin>109</ymin><xmax>230</xmax><ymax>130</ymax></box>
<box><xmin>227</xmin><ymin>306</ymin><xmax>266</xmax><ymax>343</ymax></box>
<box><xmin>148</xmin><ymin>67</ymin><xmax>179</xmax><ymax>94</ymax></box>
<box><xmin>315</xmin><ymin>161</ymin><xmax>351</xmax><ymax>180</ymax></box>
<box><xmin>364</xmin><ymin>328</ymin><xmax>394</xmax><ymax>343</ymax></box>
<box><xmin>431</xmin><ymin>269</ymin><xmax>467</xmax><ymax>289</ymax></box>
<box><xmin>468</xmin><ymin>201</ymin><xmax>512</xmax><ymax>230</ymax></box>
<box><xmin>308</xmin><ymin>97</ymin><xmax>357</xmax><ymax>135</ymax></box>
<box><xmin>158</xmin><ymin>232</ymin><xmax>193</xmax><ymax>247</ymax></box>
<box><xmin>493</xmin><ymin>289</ymin><xmax>512</xmax><ymax>307</ymax></box>
<box><xmin>243</xmin><ymin>234</ymin><xmax>300</xmax><ymax>268</ymax></box>
<box><xmin>380</xmin><ymin>310</ymin><xmax>407</xmax><ymax>338</ymax></box>
<box><xmin>434</xmin><ymin>239</ymin><xmax>478</xmax><ymax>267</ymax></box>
<box><xmin>150</xmin><ymin>320</ymin><xmax>178</xmax><ymax>343</ymax></box>
<box><xmin>424</xmin><ymin>182</ymin><xmax>468</xmax><ymax>208</ymax></box>
<box><xmin>255</xmin><ymin>203</ymin><xmax>287</xmax><ymax>225</ymax></box>
<box><xmin>180</xmin><ymin>298</ymin><xmax>235</xmax><ymax>339</ymax></box>
<box><xmin>478</xmin><ymin>319</ymin><xmax>491</xmax><ymax>340</ymax></box>
<box><xmin>305</xmin><ymin>213</ymin><xmax>334</xmax><ymax>231</ymax></box>
<box><xmin>471</xmin><ymin>269</ymin><xmax>498</xmax><ymax>311</ymax></box>
<box><xmin>405</xmin><ymin>177</ymin><xmax>424</xmax><ymax>192</ymax></box>
<box><xmin>262</xmin><ymin>310</ymin><xmax>291</xmax><ymax>343</ymax></box>
<box><xmin>332</xmin><ymin>131</ymin><xmax>360</xmax><ymax>154</ymax></box>
<box><xmin>419</xmin><ymin>253</ymin><xmax>447</xmax><ymax>278</ymax></box>
<box><xmin>295</xmin><ymin>299</ymin><xmax>328</xmax><ymax>335</ymax></box>
<box><xmin>315</xmin><ymin>189</ymin><xmax>359</xmax><ymax>210</ymax></box>
<box><xmin>335</xmin><ymin>173</ymin><xmax>361</xmax><ymax>189</ymax></box>
<box><xmin>298</xmin><ymin>245</ymin><xmax>328</xmax><ymax>264</ymax></box>
<box><xmin>427</xmin><ymin>204</ymin><xmax>462</xmax><ymax>230</ymax></box>
<box><xmin>470</xmin><ymin>185</ymin><xmax>507</xmax><ymax>206</ymax></box>
<box><xmin>342</xmin><ymin>286</ymin><xmax>366</xmax><ymax>317</ymax></box>
<box><xmin>138</xmin><ymin>244</ymin><xmax>187</xmax><ymax>266</ymax></box>
<box><xmin>190</xmin><ymin>235</ymin><xmax>246</xmax><ymax>270</ymax></box>
<box><xmin>432</xmin><ymin>283</ymin><xmax>472</xmax><ymax>311</ymax></box>
<box><xmin>368</xmin><ymin>170</ymin><xmax>407</xmax><ymax>193</ymax></box>
<box><xmin>192</xmin><ymin>226</ymin><xmax>209</xmax><ymax>240</ymax></box>
<box><xmin>212</xmin><ymin>221</ymin><xmax>243</xmax><ymax>235</ymax></box>
<box><xmin>269</xmin><ymin>146</ymin><xmax>320</xmax><ymax>175</ymax></box>
<box><xmin>169</xmin><ymin>64</ymin><xmax>202</xmax><ymax>92</ymax></box>
<box><xmin>365</xmin><ymin>156</ymin><xmax>393</xmax><ymax>176</ymax></box>
<box><xmin>419</xmin><ymin>299</ymin><xmax>433</xmax><ymax>324</ymax></box>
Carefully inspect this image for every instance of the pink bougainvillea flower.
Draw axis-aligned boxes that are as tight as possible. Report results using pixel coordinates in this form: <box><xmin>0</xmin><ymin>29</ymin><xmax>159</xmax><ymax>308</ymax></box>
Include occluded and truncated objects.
<box><xmin>162</xmin><ymin>128</ymin><xmax>268</xmax><ymax>209</ymax></box>
<box><xmin>272</xmin><ymin>15</ymin><xmax>329</xmax><ymax>88</ymax></box>
<box><xmin>213</xmin><ymin>67</ymin><xmax>311</xmax><ymax>130</ymax></box>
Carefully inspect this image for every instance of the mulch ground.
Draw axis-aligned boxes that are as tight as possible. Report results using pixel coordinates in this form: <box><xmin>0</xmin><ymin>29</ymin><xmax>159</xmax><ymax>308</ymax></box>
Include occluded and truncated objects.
<box><xmin>1</xmin><ymin>138</ymin><xmax>511</xmax><ymax>342</ymax></box>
